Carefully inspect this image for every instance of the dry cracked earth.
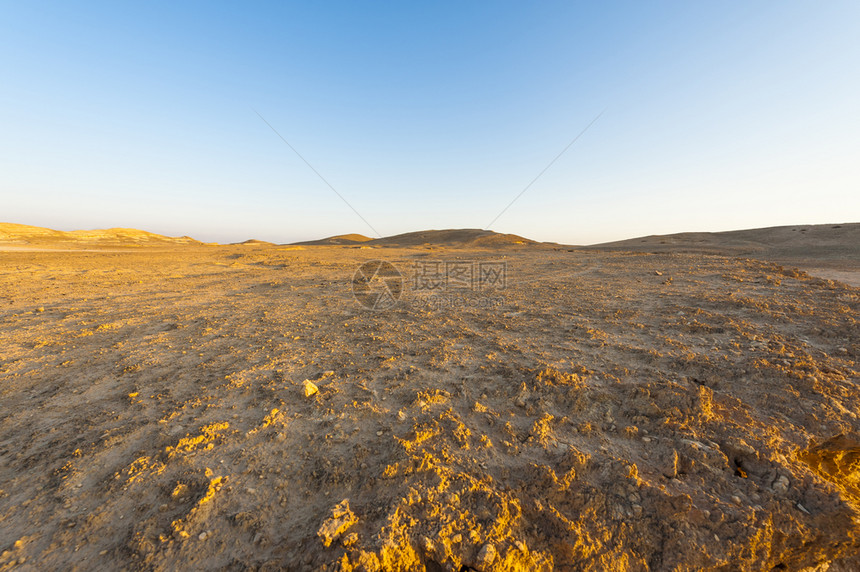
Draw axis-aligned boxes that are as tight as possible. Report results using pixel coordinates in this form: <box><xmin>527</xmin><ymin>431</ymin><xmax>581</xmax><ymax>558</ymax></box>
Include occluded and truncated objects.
<box><xmin>0</xmin><ymin>243</ymin><xmax>859</xmax><ymax>571</ymax></box>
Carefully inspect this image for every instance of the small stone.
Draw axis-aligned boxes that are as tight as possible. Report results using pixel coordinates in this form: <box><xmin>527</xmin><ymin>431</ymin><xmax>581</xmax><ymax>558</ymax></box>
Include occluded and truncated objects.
<box><xmin>514</xmin><ymin>540</ymin><xmax>527</xmax><ymax>553</ymax></box>
<box><xmin>317</xmin><ymin>499</ymin><xmax>358</xmax><ymax>547</ymax></box>
<box><xmin>397</xmin><ymin>410</ymin><xmax>407</xmax><ymax>422</ymax></box>
<box><xmin>642</xmin><ymin>436</ymin><xmax>652</xmax><ymax>443</ymax></box>
<box><xmin>99</xmin><ymin>550</ymin><xmax>108</xmax><ymax>556</ymax></box>
<box><xmin>476</xmin><ymin>543</ymin><xmax>497</xmax><ymax>569</ymax></box>
<box><xmin>731</xmin><ymin>495</ymin><xmax>742</xmax><ymax>505</ymax></box>
<box><xmin>655</xmin><ymin>271</ymin><xmax>663</xmax><ymax>276</ymax></box>
<box><xmin>662</xmin><ymin>449</ymin><xmax>679</xmax><ymax>478</ymax></box>
<box><xmin>632</xmin><ymin>504</ymin><xmax>643</xmax><ymax>517</ymax></box>
<box><xmin>198</xmin><ymin>531</ymin><xmax>208</xmax><ymax>541</ymax></box>
<box><xmin>246</xmin><ymin>488</ymin><xmax>256</xmax><ymax>494</ymax></box>
<box><xmin>772</xmin><ymin>474</ymin><xmax>790</xmax><ymax>494</ymax></box>
<box><xmin>303</xmin><ymin>380</ymin><xmax>318</xmax><ymax>397</ymax></box>
<box><xmin>159</xmin><ymin>503</ymin><xmax>169</xmax><ymax>512</ymax></box>
<box><xmin>376</xmin><ymin>430</ymin><xmax>383</xmax><ymax>436</ymax></box>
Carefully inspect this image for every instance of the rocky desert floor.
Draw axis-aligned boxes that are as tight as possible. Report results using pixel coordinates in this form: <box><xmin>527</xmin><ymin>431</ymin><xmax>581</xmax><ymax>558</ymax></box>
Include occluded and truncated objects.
<box><xmin>0</xmin><ymin>242</ymin><xmax>858</xmax><ymax>571</ymax></box>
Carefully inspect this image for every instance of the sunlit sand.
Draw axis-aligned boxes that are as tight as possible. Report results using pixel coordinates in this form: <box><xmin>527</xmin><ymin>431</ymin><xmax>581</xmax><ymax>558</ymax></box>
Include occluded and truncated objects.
<box><xmin>0</xmin><ymin>223</ymin><xmax>858</xmax><ymax>570</ymax></box>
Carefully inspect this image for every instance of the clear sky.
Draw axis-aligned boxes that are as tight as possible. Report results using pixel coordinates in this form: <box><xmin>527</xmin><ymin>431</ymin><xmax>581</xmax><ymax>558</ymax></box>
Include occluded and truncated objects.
<box><xmin>2</xmin><ymin>1</ymin><xmax>858</xmax><ymax>244</ymax></box>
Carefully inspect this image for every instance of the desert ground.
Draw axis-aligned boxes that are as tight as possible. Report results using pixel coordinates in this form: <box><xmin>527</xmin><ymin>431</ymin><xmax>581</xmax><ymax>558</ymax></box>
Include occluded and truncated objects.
<box><xmin>0</xmin><ymin>223</ymin><xmax>858</xmax><ymax>571</ymax></box>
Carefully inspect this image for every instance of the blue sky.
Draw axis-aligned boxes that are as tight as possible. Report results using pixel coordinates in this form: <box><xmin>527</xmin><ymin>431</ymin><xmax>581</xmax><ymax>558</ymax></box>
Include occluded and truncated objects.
<box><xmin>2</xmin><ymin>1</ymin><xmax>858</xmax><ymax>244</ymax></box>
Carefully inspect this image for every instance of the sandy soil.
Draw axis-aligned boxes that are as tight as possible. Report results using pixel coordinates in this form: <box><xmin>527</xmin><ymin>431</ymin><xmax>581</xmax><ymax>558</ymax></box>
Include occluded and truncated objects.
<box><xmin>1</xmin><ymin>241</ymin><xmax>859</xmax><ymax>571</ymax></box>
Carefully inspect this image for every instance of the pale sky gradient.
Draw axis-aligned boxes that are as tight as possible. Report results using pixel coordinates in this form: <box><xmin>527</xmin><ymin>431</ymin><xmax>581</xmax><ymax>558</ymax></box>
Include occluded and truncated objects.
<box><xmin>2</xmin><ymin>1</ymin><xmax>858</xmax><ymax>244</ymax></box>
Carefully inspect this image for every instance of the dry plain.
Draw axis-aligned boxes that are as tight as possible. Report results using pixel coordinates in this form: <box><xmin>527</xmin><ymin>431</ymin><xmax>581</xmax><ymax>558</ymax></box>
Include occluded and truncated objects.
<box><xmin>0</xmin><ymin>224</ymin><xmax>858</xmax><ymax>571</ymax></box>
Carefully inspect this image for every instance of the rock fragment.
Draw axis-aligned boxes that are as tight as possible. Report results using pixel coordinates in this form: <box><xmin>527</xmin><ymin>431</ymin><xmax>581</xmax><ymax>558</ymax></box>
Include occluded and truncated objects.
<box><xmin>475</xmin><ymin>543</ymin><xmax>497</xmax><ymax>570</ymax></box>
<box><xmin>772</xmin><ymin>474</ymin><xmax>790</xmax><ymax>494</ymax></box>
<box><xmin>303</xmin><ymin>380</ymin><xmax>318</xmax><ymax>397</ymax></box>
<box><xmin>317</xmin><ymin>499</ymin><xmax>358</xmax><ymax>548</ymax></box>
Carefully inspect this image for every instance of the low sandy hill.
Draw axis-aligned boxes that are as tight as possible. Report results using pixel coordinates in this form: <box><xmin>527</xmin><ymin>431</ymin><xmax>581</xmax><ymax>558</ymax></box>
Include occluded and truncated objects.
<box><xmin>586</xmin><ymin>223</ymin><xmax>859</xmax><ymax>260</ymax></box>
<box><xmin>295</xmin><ymin>233</ymin><xmax>374</xmax><ymax>246</ymax></box>
<box><xmin>231</xmin><ymin>239</ymin><xmax>276</xmax><ymax>246</ymax></box>
<box><xmin>295</xmin><ymin>229</ymin><xmax>537</xmax><ymax>248</ymax></box>
<box><xmin>0</xmin><ymin>223</ymin><xmax>200</xmax><ymax>247</ymax></box>
<box><xmin>367</xmin><ymin>229</ymin><xmax>538</xmax><ymax>248</ymax></box>
<box><xmin>371</xmin><ymin>229</ymin><xmax>528</xmax><ymax>247</ymax></box>
<box><xmin>585</xmin><ymin>222</ymin><xmax>860</xmax><ymax>286</ymax></box>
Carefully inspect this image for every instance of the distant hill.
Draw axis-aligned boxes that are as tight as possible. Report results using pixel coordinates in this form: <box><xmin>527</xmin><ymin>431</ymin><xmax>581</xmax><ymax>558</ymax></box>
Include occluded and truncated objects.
<box><xmin>585</xmin><ymin>223</ymin><xmax>860</xmax><ymax>263</ymax></box>
<box><xmin>231</xmin><ymin>239</ymin><xmax>276</xmax><ymax>246</ymax></box>
<box><xmin>295</xmin><ymin>233</ymin><xmax>373</xmax><ymax>246</ymax></box>
<box><xmin>295</xmin><ymin>229</ymin><xmax>538</xmax><ymax>248</ymax></box>
<box><xmin>0</xmin><ymin>223</ymin><xmax>200</xmax><ymax>247</ymax></box>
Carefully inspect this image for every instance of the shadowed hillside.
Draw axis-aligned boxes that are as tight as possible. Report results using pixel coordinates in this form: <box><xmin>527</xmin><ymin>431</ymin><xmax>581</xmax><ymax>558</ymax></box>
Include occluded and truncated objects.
<box><xmin>586</xmin><ymin>223</ymin><xmax>860</xmax><ymax>262</ymax></box>
<box><xmin>297</xmin><ymin>229</ymin><xmax>537</xmax><ymax>248</ymax></box>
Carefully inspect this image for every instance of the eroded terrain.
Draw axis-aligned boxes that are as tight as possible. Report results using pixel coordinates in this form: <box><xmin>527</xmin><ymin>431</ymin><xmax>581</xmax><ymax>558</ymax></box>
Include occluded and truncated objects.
<box><xmin>0</xmin><ymin>244</ymin><xmax>858</xmax><ymax>570</ymax></box>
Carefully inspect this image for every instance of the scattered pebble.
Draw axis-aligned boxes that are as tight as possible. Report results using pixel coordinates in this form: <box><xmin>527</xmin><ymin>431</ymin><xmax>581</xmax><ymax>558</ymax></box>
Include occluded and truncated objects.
<box><xmin>772</xmin><ymin>474</ymin><xmax>790</xmax><ymax>494</ymax></box>
<box><xmin>303</xmin><ymin>380</ymin><xmax>318</xmax><ymax>397</ymax></box>
<box><xmin>476</xmin><ymin>543</ymin><xmax>497</xmax><ymax>569</ymax></box>
<box><xmin>514</xmin><ymin>540</ymin><xmax>527</xmax><ymax>553</ymax></box>
<box><xmin>198</xmin><ymin>531</ymin><xmax>208</xmax><ymax>541</ymax></box>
